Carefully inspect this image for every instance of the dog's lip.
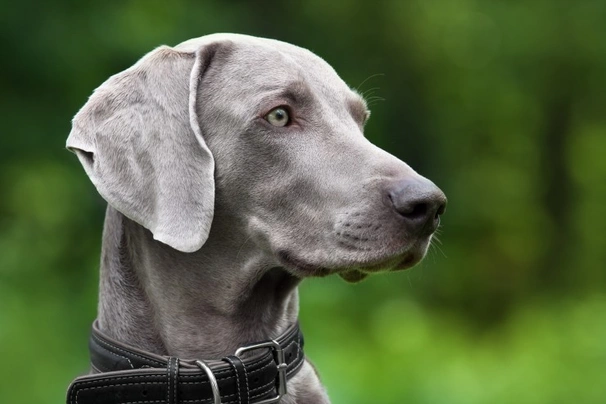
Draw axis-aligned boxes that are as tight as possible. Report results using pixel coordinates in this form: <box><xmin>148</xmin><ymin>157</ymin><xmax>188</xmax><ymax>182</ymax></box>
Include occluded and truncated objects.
<box><xmin>393</xmin><ymin>253</ymin><xmax>421</xmax><ymax>270</ymax></box>
<box><xmin>276</xmin><ymin>247</ymin><xmax>421</xmax><ymax>278</ymax></box>
<box><xmin>356</xmin><ymin>253</ymin><xmax>418</xmax><ymax>273</ymax></box>
<box><xmin>276</xmin><ymin>249</ymin><xmax>332</xmax><ymax>277</ymax></box>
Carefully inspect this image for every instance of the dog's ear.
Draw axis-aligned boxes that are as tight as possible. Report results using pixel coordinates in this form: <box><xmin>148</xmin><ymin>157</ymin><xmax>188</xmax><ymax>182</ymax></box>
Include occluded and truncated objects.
<box><xmin>67</xmin><ymin>44</ymin><xmax>219</xmax><ymax>253</ymax></box>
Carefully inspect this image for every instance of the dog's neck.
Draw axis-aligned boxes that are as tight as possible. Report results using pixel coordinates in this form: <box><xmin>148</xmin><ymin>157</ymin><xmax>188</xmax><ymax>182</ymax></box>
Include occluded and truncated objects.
<box><xmin>97</xmin><ymin>206</ymin><xmax>301</xmax><ymax>359</ymax></box>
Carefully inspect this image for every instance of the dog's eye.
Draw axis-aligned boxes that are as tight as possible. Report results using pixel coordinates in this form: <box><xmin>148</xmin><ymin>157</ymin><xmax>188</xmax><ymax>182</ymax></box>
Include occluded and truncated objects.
<box><xmin>265</xmin><ymin>107</ymin><xmax>290</xmax><ymax>127</ymax></box>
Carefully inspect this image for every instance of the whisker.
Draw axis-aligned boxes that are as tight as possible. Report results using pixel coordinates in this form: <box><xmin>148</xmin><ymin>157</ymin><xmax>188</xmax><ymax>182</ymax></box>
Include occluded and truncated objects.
<box><xmin>366</xmin><ymin>97</ymin><xmax>385</xmax><ymax>107</ymax></box>
<box><xmin>431</xmin><ymin>241</ymin><xmax>447</xmax><ymax>259</ymax></box>
<box><xmin>355</xmin><ymin>73</ymin><xmax>385</xmax><ymax>93</ymax></box>
<box><xmin>360</xmin><ymin>87</ymin><xmax>380</xmax><ymax>98</ymax></box>
<box><xmin>235</xmin><ymin>234</ymin><xmax>254</xmax><ymax>260</ymax></box>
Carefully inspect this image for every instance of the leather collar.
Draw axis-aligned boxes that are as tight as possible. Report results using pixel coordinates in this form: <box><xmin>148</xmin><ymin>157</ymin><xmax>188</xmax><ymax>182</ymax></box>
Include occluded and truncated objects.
<box><xmin>67</xmin><ymin>320</ymin><xmax>305</xmax><ymax>404</ymax></box>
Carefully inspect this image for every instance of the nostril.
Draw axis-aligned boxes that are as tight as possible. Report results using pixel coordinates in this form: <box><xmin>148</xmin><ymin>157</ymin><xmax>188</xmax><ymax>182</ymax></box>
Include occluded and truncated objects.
<box><xmin>436</xmin><ymin>202</ymin><xmax>446</xmax><ymax>218</ymax></box>
<box><xmin>403</xmin><ymin>202</ymin><xmax>429</xmax><ymax>221</ymax></box>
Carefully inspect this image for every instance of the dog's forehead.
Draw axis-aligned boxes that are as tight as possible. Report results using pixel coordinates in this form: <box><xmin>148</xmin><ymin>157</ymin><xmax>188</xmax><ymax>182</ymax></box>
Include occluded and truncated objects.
<box><xmin>176</xmin><ymin>33</ymin><xmax>324</xmax><ymax>64</ymax></box>
<box><xmin>176</xmin><ymin>34</ymin><xmax>349</xmax><ymax>91</ymax></box>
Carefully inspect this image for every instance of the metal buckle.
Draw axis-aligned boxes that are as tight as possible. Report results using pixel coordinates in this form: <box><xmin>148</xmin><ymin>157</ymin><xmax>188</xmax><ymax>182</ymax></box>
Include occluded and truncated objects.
<box><xmin>235</xmin><ymin>339</ymin><xmax>288</xmax><ymax>404</ymax></box>
<box><xmin>195</xmin><ymin>360</ymin><xmax>221</xmax><ymax>404</ymax></box>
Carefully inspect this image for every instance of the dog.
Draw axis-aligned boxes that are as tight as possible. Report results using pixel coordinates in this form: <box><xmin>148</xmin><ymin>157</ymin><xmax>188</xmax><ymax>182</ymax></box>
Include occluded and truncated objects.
<box><xmin>66</xmin><ymin>33</ymin><xmax>446</xmax><ymax>404</ymax></box>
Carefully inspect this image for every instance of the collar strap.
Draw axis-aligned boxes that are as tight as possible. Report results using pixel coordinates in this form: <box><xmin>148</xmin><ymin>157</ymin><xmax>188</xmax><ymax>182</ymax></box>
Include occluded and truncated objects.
<box><xmin>67</xmin><ymin>320</ymin><xmax>305</xmax><ymax>404</ymax></box>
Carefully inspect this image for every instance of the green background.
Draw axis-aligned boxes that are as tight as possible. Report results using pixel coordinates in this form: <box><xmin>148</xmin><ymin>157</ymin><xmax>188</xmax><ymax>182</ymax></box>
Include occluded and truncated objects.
<box><xmin>1</xmin><ymin>1</ymin><xmax>605</xmax><ymax>403</ymax></box>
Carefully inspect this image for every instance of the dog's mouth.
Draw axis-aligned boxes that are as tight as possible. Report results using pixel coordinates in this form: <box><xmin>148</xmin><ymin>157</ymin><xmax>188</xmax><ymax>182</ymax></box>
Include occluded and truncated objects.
<box><xmin>338</xmin><ymin>250</ymin><xmax>424</xmax><ymax>283</ymax></box>
<box><xmin>276</xmin><ymin>239</ymin><xmax>429</xmax><ymax>283</ymax></box>
<box><xmin>276</xmin><ymin>250</ymin><xmax>333</xmax><ymax>277</ymax></box>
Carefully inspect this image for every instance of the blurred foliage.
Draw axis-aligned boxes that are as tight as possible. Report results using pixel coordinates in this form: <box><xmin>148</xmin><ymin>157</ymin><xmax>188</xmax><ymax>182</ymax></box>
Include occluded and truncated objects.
<box><xmin>1</xmin><ymin>0</ymin><xmax>605</xmax><ymax>403</ymax></box>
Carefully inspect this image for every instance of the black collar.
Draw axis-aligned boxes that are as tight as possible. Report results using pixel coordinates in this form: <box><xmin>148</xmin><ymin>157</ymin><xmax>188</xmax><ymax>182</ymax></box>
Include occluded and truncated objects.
<box><xmin>67</xmin><ymin>320</ymin><xmax>305</xmax><ymax>404</ymax></box>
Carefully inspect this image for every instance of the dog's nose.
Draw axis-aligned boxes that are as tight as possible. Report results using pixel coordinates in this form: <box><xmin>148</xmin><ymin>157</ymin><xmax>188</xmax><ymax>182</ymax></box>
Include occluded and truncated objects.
<box><xmin>387</xmin><ymin>178</ymin><xmax>447</xmax><ymax>236</ymax></box>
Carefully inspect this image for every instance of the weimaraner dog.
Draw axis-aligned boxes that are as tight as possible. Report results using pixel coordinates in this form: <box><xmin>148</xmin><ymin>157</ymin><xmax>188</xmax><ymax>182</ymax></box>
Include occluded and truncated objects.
<box><xmin>66</xmin><ymin>34</ymin><xmax>446</xmax><ymax>404</ymax></box>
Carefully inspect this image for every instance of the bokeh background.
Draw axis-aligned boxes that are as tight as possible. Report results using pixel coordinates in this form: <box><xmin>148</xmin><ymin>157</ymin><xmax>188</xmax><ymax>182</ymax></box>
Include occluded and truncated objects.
<box><xmin>1</xmin><ymin>1</ymin><xmax>605</xmax><ymax>403</ymax></box>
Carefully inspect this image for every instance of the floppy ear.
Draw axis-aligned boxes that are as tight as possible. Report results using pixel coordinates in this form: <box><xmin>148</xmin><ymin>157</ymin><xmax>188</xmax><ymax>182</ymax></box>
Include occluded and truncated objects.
<box><xmin>67</xmin><ymin>45</ymin><xmax>216</xmax><ymax>253</ymax></box>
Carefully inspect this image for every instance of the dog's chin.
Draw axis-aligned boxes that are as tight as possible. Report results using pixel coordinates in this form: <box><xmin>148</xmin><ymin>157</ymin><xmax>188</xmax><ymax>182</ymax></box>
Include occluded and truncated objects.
<box><xmin>338</xmin><ymin>249</ymin><xmax>426</xmax><ymax>283</ymax></box>
<box><xmin>338</xmin><ymin>269</ymin><xmax>369</xmax><ymax>283</ymax></box>
<box><xmin>277</xmin><ymin>238</ymin><xmax>431</xmax><ymax>282</ymax></box>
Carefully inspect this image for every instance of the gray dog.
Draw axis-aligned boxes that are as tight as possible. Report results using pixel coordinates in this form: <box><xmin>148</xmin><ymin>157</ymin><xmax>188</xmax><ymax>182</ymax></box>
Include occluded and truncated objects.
<box><xmin>66</xmin><ymin>34</ymin><xmax>446</xmax><ymax>404</ymax></box>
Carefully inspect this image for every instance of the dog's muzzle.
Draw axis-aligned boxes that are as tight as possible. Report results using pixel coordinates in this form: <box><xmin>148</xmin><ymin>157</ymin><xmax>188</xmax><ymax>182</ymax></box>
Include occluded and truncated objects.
<box><xmin>66</xmin><ymin>320</ymin><xmax>305</xmax><ymax>404</ymax></box>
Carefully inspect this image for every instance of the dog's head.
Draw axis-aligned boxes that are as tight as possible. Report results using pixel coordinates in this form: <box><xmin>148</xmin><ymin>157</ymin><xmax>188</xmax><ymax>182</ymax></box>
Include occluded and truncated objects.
<box><xmin>68</xmin><ymin>34</ymin><xmax>446</xmax><ymax>282</ymax></box>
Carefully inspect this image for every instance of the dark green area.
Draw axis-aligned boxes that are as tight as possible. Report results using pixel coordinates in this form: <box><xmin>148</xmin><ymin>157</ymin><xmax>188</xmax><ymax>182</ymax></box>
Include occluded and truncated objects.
<box><xmin>1</xmin><ymin>1</ymin><xmax>605</xmax><ymax>403</ymax></box>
